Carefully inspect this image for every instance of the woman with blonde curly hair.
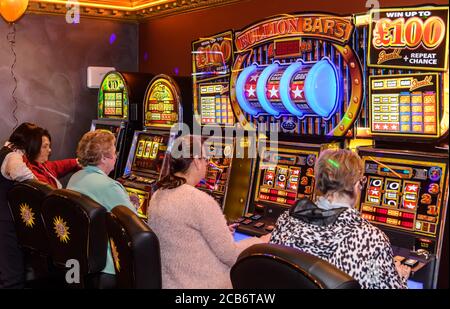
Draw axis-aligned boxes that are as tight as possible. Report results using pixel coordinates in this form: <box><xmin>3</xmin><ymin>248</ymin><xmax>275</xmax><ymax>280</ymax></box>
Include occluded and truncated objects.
<box><xmin>270</xmin><ymin>149</ymin><xmax>411</xmax><ymax>289</ymax></box>
<box><xmin>67</xmin><ymin>130</ymin><xmax>136</xmax><ymax>280</ymax></box>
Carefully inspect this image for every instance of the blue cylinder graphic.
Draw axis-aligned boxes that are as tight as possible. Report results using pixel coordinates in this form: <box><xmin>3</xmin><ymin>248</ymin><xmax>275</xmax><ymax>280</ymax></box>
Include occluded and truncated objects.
<box><xmin>304</xmin><ymin>58</ymin><xmax>340</xmax><ymax>118</ymax></box>
<box><xmin>235</xmin><ymin>57</ymin><xmax>341</xmax><ymax>119</ymax></box>
<box><xmin>279</xmin><ymin>60</ymin><xmax>315</xmax><ymax>117</ymax></box>
<box><xmin>235</xmin><ymin>63</ymin><xmax>266</xmax><ymax>116</ymax></box>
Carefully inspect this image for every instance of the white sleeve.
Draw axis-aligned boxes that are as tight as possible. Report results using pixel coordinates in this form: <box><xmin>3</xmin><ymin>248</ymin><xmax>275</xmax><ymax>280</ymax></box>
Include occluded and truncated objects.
<box><xmin>1</xmin><ymin>152</ymin><xmax>35</xmax><ymax>181</ymax></box>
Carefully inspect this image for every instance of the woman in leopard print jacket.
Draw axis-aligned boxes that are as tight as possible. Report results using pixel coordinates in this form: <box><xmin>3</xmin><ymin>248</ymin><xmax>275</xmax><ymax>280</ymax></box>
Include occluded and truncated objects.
<box><xmin>270</xmin><ymin>149</ymin><xmax>409</xmax><ymax>289</ymax></box>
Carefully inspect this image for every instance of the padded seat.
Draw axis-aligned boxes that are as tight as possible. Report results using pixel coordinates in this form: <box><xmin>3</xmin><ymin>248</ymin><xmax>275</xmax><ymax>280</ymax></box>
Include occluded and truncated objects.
<box><xmin>230</xmin><ymin>243</ymin><xmax>360</xmax><ymax>289</ymax></box>
<box><xmin>41</xmin><ymin>189</ymin><xmax>111</xmax><ymax>288</ymax></box>
<box><xmin>7</xmin><ymin>180</ymin><xmax>58</xmax><ymax>286</ymax></box>
<box><xmin>106</xmin><ymin>206</ymin><xmax>161</xmax><ymax>289</ymax></box>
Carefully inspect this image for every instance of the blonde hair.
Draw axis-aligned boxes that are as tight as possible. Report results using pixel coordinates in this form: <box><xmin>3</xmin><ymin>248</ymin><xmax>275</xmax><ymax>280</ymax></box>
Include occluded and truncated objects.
<box><xmin>76</xmin><ymin>130</ymin><xmax>115</xmax><ymax>167</ymax></box>
<box><xmin>314</xmin><ymin>149</ymin><xmax>364</xmax><ymax>198</ymax></box>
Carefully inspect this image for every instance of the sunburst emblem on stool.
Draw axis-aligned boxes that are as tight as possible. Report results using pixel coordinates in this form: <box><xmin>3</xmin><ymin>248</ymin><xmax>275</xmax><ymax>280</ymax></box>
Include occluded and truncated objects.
<box><xmin>20</xmin><ymin>203</ymin><xmax>35</xmax><ymax>228</ymax></box>
<box><xmin>110</xmin><ymin>238</ymin><xmax>120</xmax><ymax>272</ymax></box>
<box><xmin>53</xmin><ymin>216</ymin><xmax>70</xmax><ymax>243</ymax></box>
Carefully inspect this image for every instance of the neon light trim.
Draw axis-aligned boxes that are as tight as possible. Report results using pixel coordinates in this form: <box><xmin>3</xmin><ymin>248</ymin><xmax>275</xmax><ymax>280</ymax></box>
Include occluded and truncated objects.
<box><xmin>279</xmin><ymin>61</ymin><xmax>304</xmax><ymax>117</ymax></box>
<box><xmin>256</xmin><ymin>63</ymin><xmax>281</xmax><ymax>116</ymax></box>
<box><xmin>236</xmin><ymin>64</ymin><xmax>260</xmax><ymax>116</ymax></box>
<box><xmin>304</xmin><ymin>58</ymin><xmax>340</xmax><ymax>118</ymax></box>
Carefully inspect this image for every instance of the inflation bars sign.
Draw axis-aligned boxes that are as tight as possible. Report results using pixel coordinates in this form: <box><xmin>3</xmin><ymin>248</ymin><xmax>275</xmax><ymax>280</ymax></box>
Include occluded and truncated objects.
<box><xmin>368</xmin><ymin>6</ymin><xmax>449</xmax><ymax>71</ymax></box>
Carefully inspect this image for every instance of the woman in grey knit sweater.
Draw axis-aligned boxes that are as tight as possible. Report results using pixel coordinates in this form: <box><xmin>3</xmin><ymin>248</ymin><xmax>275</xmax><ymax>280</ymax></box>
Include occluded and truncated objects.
<box><xmin>148</xmin><ymin>135</ymin><xmax>269</xmax><ymax>289</ymax></box>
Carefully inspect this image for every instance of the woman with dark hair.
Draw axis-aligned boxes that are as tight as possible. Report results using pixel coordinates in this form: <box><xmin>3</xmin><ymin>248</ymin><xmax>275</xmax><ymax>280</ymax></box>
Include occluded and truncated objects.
<box><xmin>23</xmin><ymin>127</ymin><xmax>79</xmax><ymax>189</ymax></box>
<box><xmin>148</xmin><ymin>135</ymin><xmax>269</xmax><ymax>289</ymax></box>
<box><xmin>0</xmin><ymin>123</ymin><xmax>38</xmax><ymax>288</ymax></box>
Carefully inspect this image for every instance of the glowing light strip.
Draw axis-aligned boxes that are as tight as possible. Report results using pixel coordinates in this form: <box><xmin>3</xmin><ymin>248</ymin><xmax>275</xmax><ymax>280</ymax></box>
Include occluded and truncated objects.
<box><xmin>256</xmin><ymin>62</ymin><xmax>280</xmax><ymax>116</ymax></box>
<box><xmin>32</xmin><ymin>0</ymin><xmax>170</xmax><ymax>11</ymax></box>
<box><xmin>236</xmin><ymin>64</ymin><xmax>259</xmax><ymax>116</ymax></box>
<box><xmin>279</xmin><ymin>61</ymin><xmax>304</xmax><ymax>117</ymax></box>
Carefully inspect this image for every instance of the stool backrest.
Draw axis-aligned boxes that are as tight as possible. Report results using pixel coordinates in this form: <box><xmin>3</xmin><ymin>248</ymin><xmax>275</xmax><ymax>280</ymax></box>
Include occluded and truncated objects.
<box><xmin>41</xmin><ymin>189</ymin><xmax>107</xmax><ymax>275</ymax></box>
<box><xmin>231</xmin><ymin>243</ymin><xmax>360</xmax><ymax>289</ymax></box>
<box><xmin>106</xmin><ymin>206</ymin><xmax>161</xmax><ymax>289</ymax></box>
<box><xmin>7</xmin><ymin>179</ymin><xmax>53</xmax><ymax>254</ymax></box>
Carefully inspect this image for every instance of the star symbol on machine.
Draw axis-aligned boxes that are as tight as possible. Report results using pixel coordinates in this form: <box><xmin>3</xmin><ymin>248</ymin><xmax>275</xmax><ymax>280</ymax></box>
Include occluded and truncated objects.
<box><xmin>375</xmin><ymin>124</ymin><xmax>381</xmax><ymax>129</ymax></box>
<box><xmin>370</xmin><ymin>189</ymin><xmax>380</xmax><ymax>196</ymax></box>
<box><xmin>383</xmin><ymin>124</ymin><xmax>389</xmax><ymax>130</ymax></box>
<box><xmin>391</xmin><ymin>124</ymin><xmax>398</xmax><ymax>130</ymax></box>
<box><xmin>246</xmin><ymin>85</ymin><xmax>256</xmax><ymax>98</ymax></box>
<box><xmin>406</xmin><ymin>184</ymin><xmax>419</xmax><ymax>192</ymax></box>
<box><xmin>249</xmin><ymin>74</ymin><xmax>259</xmax><ymax>82</ymax></box>
<box><xmin>292</xmin><ymin>86</ymin><xmax>303</xmax><ymax>98</ymax></box>
<box><xmin>268</xmin><ymin>85</ymin><xmax>279</xmax><ymax>98</ymax></box>
<box><xmin>405</xmin><ymin>202</ymin><xmax>416</xmax><ymax>209</ymax></box>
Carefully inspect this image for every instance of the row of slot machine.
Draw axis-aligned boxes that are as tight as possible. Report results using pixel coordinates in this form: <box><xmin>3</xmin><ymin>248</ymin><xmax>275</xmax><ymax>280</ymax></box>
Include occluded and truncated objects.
<box><xmin>88</xmin><ymin>4</ymin><xmax>448</xmax><ymax>289</ymax></box>
<box><xmin>91</xmin><ymin>71</ymin><xmax>192</xmax><ymax>219</ymax></box>
<box><xmin>189</xmin><ymin>5</ymin><xmax>449</xmax><ymax>289</ymax></box>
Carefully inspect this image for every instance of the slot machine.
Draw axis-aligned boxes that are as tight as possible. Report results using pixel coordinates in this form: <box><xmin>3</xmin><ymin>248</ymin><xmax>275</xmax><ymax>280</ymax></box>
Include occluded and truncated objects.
<box><xmin>220</xmin><ymin>13</ymin><xmax>364</xmax><ymax>236</ymax></box>
<box><xmin>91</xmin><ymin>71</ymin><xmax>154</xmax><ymax>179</ymax></box>
<box><xmin>117</xmin><ymin>74</ymin><xmax>192</xmax><ymax>220</ymax></box>
<box><xmin>192</xmin><ymin>31</ymin><xmax>249</xmax><ymax>216</ymax></box>
<box><xmin>355</xmin><ymin>6</ymin><xmax>449</xmax><ymax>288</ymax></box>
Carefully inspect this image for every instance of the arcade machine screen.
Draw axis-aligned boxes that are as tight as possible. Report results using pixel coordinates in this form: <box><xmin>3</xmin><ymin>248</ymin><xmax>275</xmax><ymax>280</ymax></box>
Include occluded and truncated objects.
<box><xmin>195</xmin><ymin>140</ymin><xmax>234</xmax><ymax>207</ymax></box>
<box><xmin>144</xmin><ymin>77</ymin><xmax>180</xmax><ymax>128</ymax></box>
<box><xmin>98</xmin><ymin>72</ymin><xmax>127</xmax><ymax>119</ymax></box>
<box><xmin>126</xmin><ymin>187</ymin><xmax>151</xmax><ymax>220</ymax></box>
<box><xmin>254</xmin><ymin>150</ymin><xmax>317</xmax><ymax>207</ymax></box>
<box><xmin>236</xmin><ymin>145</ymin><xmax>320</xmax><ymax>236</ymax></box>
<box><xmin>198</xmin><ymin>83</ymin><xmax>234</xmax><ymax>126</ymax></box>
<box><xmin>357</xmin><ymin>148</ymin><xmax>448</xmax><ymax>288</ymax></box>
<box><xmin>131</xmin><ymin>133</ymin><xmax>169</xmax><ymax>176</ymax></box>
<box><xmin>359</xmin><ymin>154</ymin><xmax>447</xmax><ymax>242</ymax></box>
<box><xmin>369</xmin><ymin>73</ymin><xmax>440</xmax><ymax>138</ymax></box>
<box><xmin>121</xmin><ymin>131</ymin><xmax>170</xmax><ymax>219</ymax></box>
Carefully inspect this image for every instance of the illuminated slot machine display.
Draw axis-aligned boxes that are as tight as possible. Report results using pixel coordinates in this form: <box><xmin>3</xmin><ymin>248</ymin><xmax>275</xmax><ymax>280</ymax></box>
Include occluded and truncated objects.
<box><xmin>91</xmin><ymin>71</ymin><xmax>154</xmax><ymax>178</ymax></box>
<box><xmin>357</xmin><ymin>5</ymin><xmax>449</xmax><ymax>288</ymax></box>
<box><xmin>224</xmin><ymin>13</ymin><xmax>364</xmax><ymax>235</ymax></box>
<box><xmin>118</xmin><ymin>74</ymin><xmax>192</xmax><ymax>220</ymax></box>
<box><xmin>194</xmin><ymin>137</ymin><xmax>235</xmax><ymax>208</ymax></box>
<box><xmin>120</xmin><ymin>132</ymin><xmax>170</xmax><ymax>219</ymax></box>
<box><xmin>358</xmin><ymin>148</ymin><xmax>448</xmax><ymax>288</ymax></box>
<box><xmin>192</xmin><ymin>32</ymin><xmax>251</xmax><ymax>215</ymax></box>
<box><xmin>236</xmin><ymin>143</ymin><xmax>320</xmax><ymax>236</ymax></box>
<box><xmin>192</xmin><ymin>31</ymin><xmax>235</xmax><ymax>128</ymax></box>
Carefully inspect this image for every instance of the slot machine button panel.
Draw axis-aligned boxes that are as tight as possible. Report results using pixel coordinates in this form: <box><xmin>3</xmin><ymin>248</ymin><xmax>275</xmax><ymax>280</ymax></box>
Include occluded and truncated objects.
<box><xmin>265</xmin><ymin>225</ymin><xmax>275</xmax><ymax>232</ymax></box>
<box><xmin>234</xmin><ymin>217</ymin><xmax>245</xmax><ymax>223</ymax></box>
<box><xmin>253</xmin><ymin>222</ymin><xmax>265</xmax><ymax>228</ymax></box>
<box><xmin>242</xmin><ymin>219</ymin><xmax>253</xmax><ymax>225</ymax></box>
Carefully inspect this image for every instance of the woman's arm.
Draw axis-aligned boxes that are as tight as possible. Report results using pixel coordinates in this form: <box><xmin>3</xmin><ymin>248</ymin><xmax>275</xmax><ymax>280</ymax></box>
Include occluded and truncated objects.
<box><xmin>1</xmin><ymin>152</ymin><xmax>35</xmax><ymax>181</ymax></box>
<box><xmin>45</xmin><ymin>159</ymin><xmax>80</xmax><ymax>178</ymax></box>
<box><xmin>195</xmin><ymin>192</ymin><xmax>262</xmax><ymax>267</ymax></box>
